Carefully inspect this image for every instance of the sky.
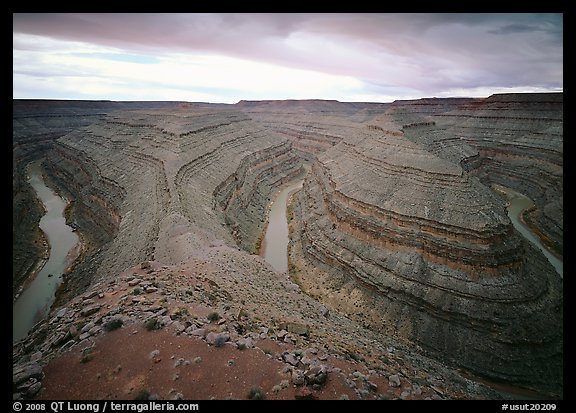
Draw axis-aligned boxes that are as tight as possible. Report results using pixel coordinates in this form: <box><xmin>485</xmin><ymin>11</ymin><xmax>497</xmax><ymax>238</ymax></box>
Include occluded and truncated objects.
<box><xmin>13</xmin><ymin>13</ymin><xmax>563</xmax><ymax>103</ymax></box>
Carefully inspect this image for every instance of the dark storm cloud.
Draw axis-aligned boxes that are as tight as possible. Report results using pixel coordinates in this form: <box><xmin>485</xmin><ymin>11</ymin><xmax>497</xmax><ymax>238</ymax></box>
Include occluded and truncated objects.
<box><xmin>13</xmin><ymin>13</ymin><xmax>563</xmax><ymax>101</ymax></box>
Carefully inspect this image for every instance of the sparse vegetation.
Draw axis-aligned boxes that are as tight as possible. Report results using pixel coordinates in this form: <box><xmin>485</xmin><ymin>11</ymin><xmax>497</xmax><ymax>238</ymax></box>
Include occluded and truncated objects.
<box><xmin>207</xmin><ymin>311</ymin><xmax>221</xmax><ymax>322</ymax></box>
<box><xmin>144</xmin><ymin>317</ymin><xmax>161</xmax><ymax>331</ymax></box>
<box><xmin>132</xmin><ymin>287</ymin><xmax>141</xmax><ymax>295</ymax></box>
<box><xmin>172</xmin><ymin>307</ymin><xmax>189</xmax><ymax>319</ymax></box>
<box><xmin>247</xmin><ymin>387</ymin><xmax>265</xmax><ymax>400</ymax></box>
<box><xmin>237</xmin><ymin>342</ymin><xmax>247</xmax><ymax>351</ymax></box>
<box><xmin>80</xmin><ymin>348</ymin><xmax>94</xmax><ymax>364</ymax></box>
<box><xmin>103</xmin><ymin>318</ymin><xmax>123</xmax><ymax>331</ymax></box>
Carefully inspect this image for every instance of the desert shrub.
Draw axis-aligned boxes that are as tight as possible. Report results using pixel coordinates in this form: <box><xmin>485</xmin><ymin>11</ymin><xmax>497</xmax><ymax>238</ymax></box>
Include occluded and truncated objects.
<box><xmin>247</xmin><ymin>387</ymin><xmax>265</xmax><ymax>400</ymax></box>
<box><xmin>237</xmin><ymin>342</ymin><xmax>247</xmax><ymax>351</ymax></box>
<box><xmin>207</xmin><ymin>312</ymin><xmax>221</xmax><ymax>322</ymax></box>
<box><xmin>80</xmin><ymin>348</ymin><xmax>94</xmax><ymax>364</ymax></box>
<box><xmin>173</xmin><ymin>307</ymin><xmax>189</xmax><ymax>319</ymax></box>
<box><xmin>144</xmin><ymin>317</ymin><xmax>161</xmax><ymax>331</ymax></box>
<box><xmin>103</xmin><ymin>318</ymin><xmax>123</xmax><ymax>331</ymax></box>
<box><xmin>132</xmin><ymin>287</ymin><xmax>141</xmax><ymax>295</ymax></box>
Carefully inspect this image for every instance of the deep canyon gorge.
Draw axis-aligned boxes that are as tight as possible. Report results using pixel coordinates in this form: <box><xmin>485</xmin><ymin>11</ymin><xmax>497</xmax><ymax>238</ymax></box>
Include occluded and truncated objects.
<box><xmin>13</xmin><ymin>94</ymin><xmax>562</xmax><ymax>400</ymax></box>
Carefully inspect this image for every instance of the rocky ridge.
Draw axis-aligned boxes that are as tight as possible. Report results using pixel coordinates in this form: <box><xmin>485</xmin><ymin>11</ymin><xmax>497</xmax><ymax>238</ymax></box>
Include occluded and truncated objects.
<box><xmin>14</xmin><ymin>256</ymin><xmax>504</xmax><ymax>400</ymax></box>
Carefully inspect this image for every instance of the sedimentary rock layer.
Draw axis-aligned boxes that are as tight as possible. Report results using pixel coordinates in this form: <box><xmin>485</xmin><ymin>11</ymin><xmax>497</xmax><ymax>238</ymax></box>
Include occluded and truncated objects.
<box><xmin>290</xmin><ymin>106</ymin><xmax>562</xmax><ymax>390</ymax></box>
<box><xmin>238</xmin><ymin>99</ymin><xmax>389</xmax><ymax>157</ymax></box>
<box><xmin>397</xmin><ymin>94</ymin><xmax>563</xmax><ymax>254</ymax></box>
<box><xmin>41</xmin><ymin>107</ymin><xmax>301</xmax><ymax>300</ymax></box>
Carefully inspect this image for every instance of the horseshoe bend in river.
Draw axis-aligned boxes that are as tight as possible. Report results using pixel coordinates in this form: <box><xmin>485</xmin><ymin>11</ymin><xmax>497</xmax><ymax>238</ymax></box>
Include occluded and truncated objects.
<box><xmin>13</xmin><ymin>167</ymin><xmax>561</xmax><ymax>343</ymax></box>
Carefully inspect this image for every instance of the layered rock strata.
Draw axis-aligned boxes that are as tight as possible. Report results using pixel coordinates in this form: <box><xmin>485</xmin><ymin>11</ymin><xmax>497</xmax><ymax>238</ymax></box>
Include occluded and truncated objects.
<box><xmin>290</xmin><ymin>122</ymin><xmax>562</xmax><ymax>391</ymax></box>
<box><xmin>42</xmin><ymin>107</ymin><xmax>301</xmax><ymax>301</ymax></box>
<box><xmin>238</xmin><ymin>99</ymin><xmax>389</xmax><ymax>158</ymax></box>
<box><xmin>13</xmin><ymin>100</ymin><xmax>197</xmax><ymax>298</ymax></box>
<box><xmin>394</xmin><ymin>94</ymin><xmax>563</xmax><ymax>254</ymax></box>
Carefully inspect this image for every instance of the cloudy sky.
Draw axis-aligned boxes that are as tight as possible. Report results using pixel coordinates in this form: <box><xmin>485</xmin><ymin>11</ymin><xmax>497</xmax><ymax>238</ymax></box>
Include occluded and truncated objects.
<box><xmin>13</xmin><ymin>13</ymin><xmax>563</xmax><ymax>103</ymax></box>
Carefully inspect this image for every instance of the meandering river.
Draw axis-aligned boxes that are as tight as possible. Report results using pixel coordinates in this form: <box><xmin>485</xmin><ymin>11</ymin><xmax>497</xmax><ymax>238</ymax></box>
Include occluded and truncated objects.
<box><xmin>260</xmin><ymin>178</ymin><xmax>304</xmax><ymax>272</ymax></box>
<box><xmin>13</xmin><ymin>161</ymin><xmax>81</xmax><ymax>342</ymax></box>
<box><xmin>494</xmin><ymin>184</ymin><xmax>563</xmax><ymax>278</ymax></box>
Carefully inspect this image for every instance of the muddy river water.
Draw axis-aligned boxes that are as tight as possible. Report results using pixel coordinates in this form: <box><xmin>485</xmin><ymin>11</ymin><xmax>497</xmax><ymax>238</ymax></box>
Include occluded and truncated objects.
<box><xmin>260</xmin><ymin>178</ymin><xmax>304</xmax><ymax>273</ymax></box>
<box><xmin>494</xmin><ymin>184</ymin><xmax>563</xmax><ymax>278</ymax></box>
<box><xmin>13</xmin><ymin>161</ymin><xmax>80</xmax><ymax>342</ymax></box>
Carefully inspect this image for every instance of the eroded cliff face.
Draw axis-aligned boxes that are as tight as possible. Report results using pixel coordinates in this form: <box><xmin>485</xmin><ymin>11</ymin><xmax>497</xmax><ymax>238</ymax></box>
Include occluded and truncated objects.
<box><xmin>394</xmin><ymin>93</ymin><xmax>563</xmax><ymax>255</ymax></box>
<box><xmin>41</xmin><ymin>107</ymin><xmax>301</xmax><ymax>301</ymax></box>
<box><xmin>13</xmin><ymin>101</ymin><xmax>116</xmax><ymax>299</ymax></box>
<box><xmin>286</xmin><ymin>95</ymin><xmax>562</xmax><ymax>391</ymax></box>
<box><xmin>237</xmin><ymin>99</ymin><xmax>390</xmax><ymax>158</ymax></box>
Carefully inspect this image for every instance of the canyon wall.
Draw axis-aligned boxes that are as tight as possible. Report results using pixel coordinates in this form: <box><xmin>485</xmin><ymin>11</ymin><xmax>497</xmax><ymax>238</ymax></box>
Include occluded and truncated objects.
<box><xmin>286</xmin><ymin>95</ymin><xmax>562</xmax><ymax>390</ymax></box>
<box><xmin>40</xmin><ymin>107</ymin><xmax>301</xmax><ymax>301</ymax></box>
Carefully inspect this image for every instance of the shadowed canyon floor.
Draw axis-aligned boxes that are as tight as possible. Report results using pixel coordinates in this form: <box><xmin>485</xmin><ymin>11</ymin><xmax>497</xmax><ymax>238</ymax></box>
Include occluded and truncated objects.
<box><xmin>13</xmin><ymin>95</ymin><xmax>562</xmax><ymax>399</ymax></box>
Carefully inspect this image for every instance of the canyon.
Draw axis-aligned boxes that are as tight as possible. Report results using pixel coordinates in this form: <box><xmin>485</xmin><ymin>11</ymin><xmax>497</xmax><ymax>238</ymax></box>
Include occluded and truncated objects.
<box><xmin>13</xmin><ymin>94</ymin><xmax>562</xmax><ymax>399</ymax></box>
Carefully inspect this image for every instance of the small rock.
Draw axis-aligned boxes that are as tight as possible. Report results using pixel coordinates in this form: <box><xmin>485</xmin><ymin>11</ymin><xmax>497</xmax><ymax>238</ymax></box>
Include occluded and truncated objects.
<box><xmin>25</xmin><ymin>382</ymin><xmax>42</xmax><ymax>397</ymax></box>
<box><xmin>56</xmin><ymin>307</ymin><xmax>68</xmax><ymax>318</ymax></box>
<box><xmin>305</xmin><ymin>365</ymin><xmax>328</xmax><ymax>386</ymax></box>
<box><xmin>149</xmin><ymin>349</ymin><xmax>160</xmax><ymax>360</ymax></box>
<box><xmin>291</xmin><ymin>369</ymin><xmax>305</xmax><ymax>386</ymax></box>
<box><xmin>13</xmin><ymin>362</ymin><xmax>43</xmax><ymax>386</ymax></box>
<box><xmin>30</xmin><ymin>352</ymin><xmax>42</xmax><ymax>362</ymax></box>
<box><xmin>145</xmin><ymin>287</ymin><xmax>158</xmax><ymax>293</ymax></box>
<box><xmin>80</xmin><ymin>304</ymin><xmax>101</xmax><ymax>317</ymax></box>
<box><xmin>282</xmin><ymin>352</ymin><xmax>300</xmax><ymax>367</ymax></box>
<box><xmin>190</xmin><ymin>328</ymin><xmax>206</xmax><ymax>337</ymax></box>
<box><xmin>83</xmin><ymin>291</ymin><xmax>99</xmax><ymax>300</ymax></box>
<box><xmin>128</xmin><ymin>279</ymin><xmax>140</xmax><ymax>287</ymax></box>
<box><xmin>276</xmin><ymin>329</ymin><xmax>288</xmax><ymax>339</ymax></box>
<box><xmin>319</xmin><ymin>305</ymin><xmax>329</xmax><ymax>318</ymax></box>
<box><xmin>388</xmin><ymin>374</ymin><xmax>401</xmax><ymax>388</ymax></box>
<box><xmin>206</xmin><ymin>332</ymin><xmax>230</xmax><ymax>346</ymax></box>
<box><xmin>172</xmin><ymin>321</ymin><xmax>186</xmax><ymax>334</ymax></box>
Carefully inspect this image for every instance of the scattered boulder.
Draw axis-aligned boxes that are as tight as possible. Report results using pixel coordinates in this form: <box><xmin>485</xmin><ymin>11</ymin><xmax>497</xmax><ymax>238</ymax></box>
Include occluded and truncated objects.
<box><xmin>304</xmin><ymin>365</ymin><xmax>328</xmax><ymax>386</ymax></box>
<box><xmin>282</xmin><ymin>351</ymin><xmax>300</xmax><ymax>367</ymax></box>
<box><xmin>291</xmin><ymin>369</ymin><xmax>305</xmax><ymax>386</ymax></box>
<box><xmin>388</xmin><ymin>374</ymin><xmax>401</xmax><ymax>388</ymax></box>
<box><xmin>13</xmin><ymin>362</ymin><xmax>43</xmax><ymax>388</ymax></box>
<box><xmin>80</xmin><ymin>304</ymin><xmax>101</xmax><ymax>317</ymax></box>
